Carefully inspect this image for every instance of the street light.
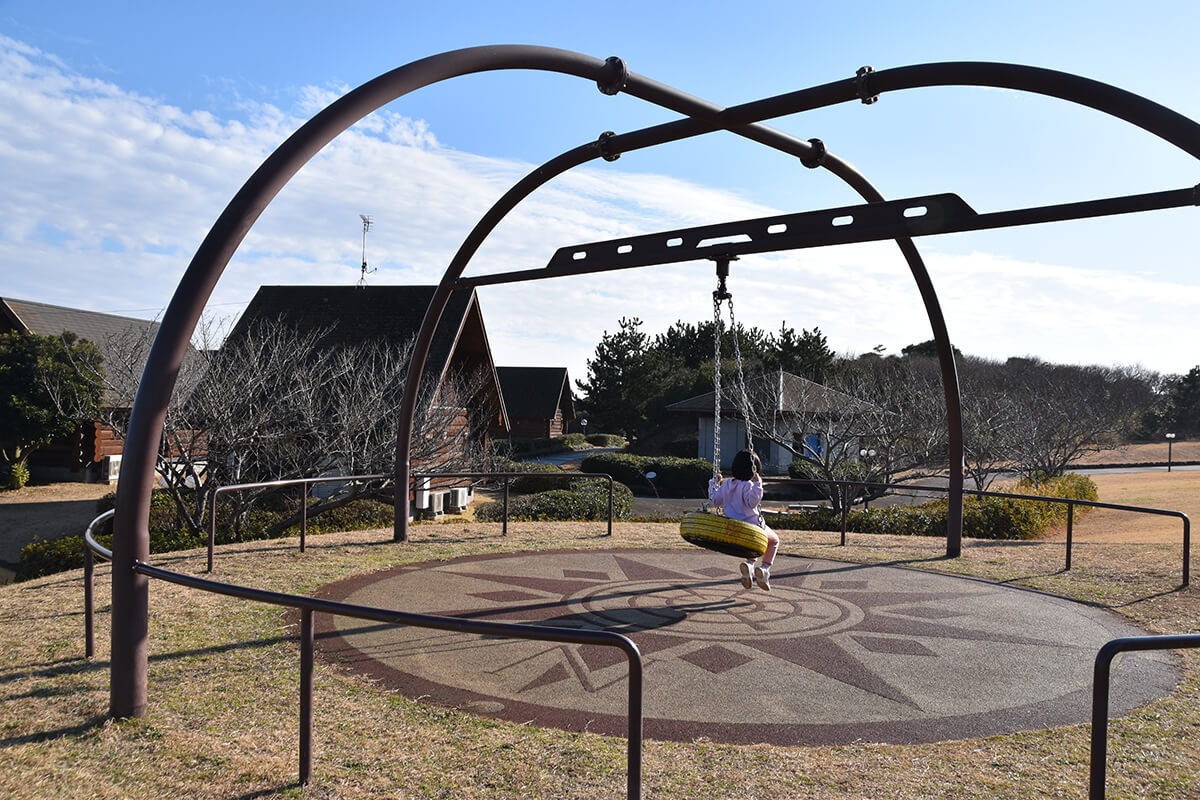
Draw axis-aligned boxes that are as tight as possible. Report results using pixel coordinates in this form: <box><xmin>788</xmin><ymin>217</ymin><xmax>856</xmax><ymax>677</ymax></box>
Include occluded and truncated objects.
<box><xmin>580</xmin><ymin>418</ymin><xmax>588</xmax><ymax>438</ymax></box>
<box><xmin>859</xmin><ymin>448</ymin><xmax>877</xmax><ymax>508</ymax></box>
<box><xmin>1166</xmin><ymin>432</ymin><xmax>1176</xmax><ymax>472</ymax></box>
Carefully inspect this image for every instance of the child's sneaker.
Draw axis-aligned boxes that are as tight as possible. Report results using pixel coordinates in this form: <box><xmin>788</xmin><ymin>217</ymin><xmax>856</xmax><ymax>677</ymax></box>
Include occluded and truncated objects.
<box><xmin>754</xmin><ymin>564</ymin><xmax>771</xmax><ymax>591</ymax></box>
<box><xmin>739</xmin><ymin>561</ymin><xmax>753</xmax><ymax>589</ymax></box>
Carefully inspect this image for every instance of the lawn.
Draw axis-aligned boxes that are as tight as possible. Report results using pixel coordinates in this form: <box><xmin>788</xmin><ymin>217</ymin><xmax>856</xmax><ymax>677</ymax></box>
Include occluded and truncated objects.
<box><xmin>0</xmin><ymin>477</ymin><xmax>1196</xmax><ymax>799</ymax></box>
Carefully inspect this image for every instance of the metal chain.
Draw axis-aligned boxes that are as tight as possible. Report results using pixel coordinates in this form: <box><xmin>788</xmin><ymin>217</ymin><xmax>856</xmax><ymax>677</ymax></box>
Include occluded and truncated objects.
<box><xmin>725</xmin><ymin>294</ymin><xmax>755</xmax><ymax>454</ymax></box>
<box><xmin>710</xmin><ymin>287</ymin><xmax>755</xmax><ymax>489</ymax></box>
<box><xmin>711</xmin><ymin>291</ymin><xmax>723</xmax><ymax>485</ymax></box>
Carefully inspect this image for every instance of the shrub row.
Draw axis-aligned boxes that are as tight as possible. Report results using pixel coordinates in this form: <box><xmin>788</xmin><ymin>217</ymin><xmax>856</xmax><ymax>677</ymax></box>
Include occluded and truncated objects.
<box><xmin>764</xmin><ymin>473</ymin><xmax>1099</xmax><ymax>540</ymax></box>
<box><xmin>579</xmin><ymin>452</ymin><xmax>711</xmax><ymax>497</ymax></box>
<box><xmin>17</xmin><ymin>490</ymin><xmax>397</xmax><ymax>581</ymax></box>
<box><xmin>474</xmin><ymin>477</ymin><xmax>634</xmax><ymax>522</ymax></box>
<box><xmin>585</xmin><ymin>433</ymin><xmax>627</xmax><ymax>447</ymax></box>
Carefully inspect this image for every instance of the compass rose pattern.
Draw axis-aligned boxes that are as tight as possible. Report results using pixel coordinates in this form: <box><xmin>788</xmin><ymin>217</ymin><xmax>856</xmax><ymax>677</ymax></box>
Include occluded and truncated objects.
<box><xmin>315</xmin><ymin>549</ymin><xmax>1178</xmax><ymax>745</ymax></box>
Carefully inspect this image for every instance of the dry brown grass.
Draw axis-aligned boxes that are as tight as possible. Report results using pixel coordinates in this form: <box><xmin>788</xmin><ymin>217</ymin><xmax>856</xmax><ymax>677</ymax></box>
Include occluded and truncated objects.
<box><xmin>1048</xmin><ymin>471</ymin><xmax>1200</xmax><ymax>544</ymax></box>
<box><xmin>0</xmin><ymin>481</ymin><xmax>1197</xmax><ymax>799</ymax></box>
<box><xmin>1075</xmin><ymin>440</ymin><xmax>1200</xmax><ymax>466</ymax></box>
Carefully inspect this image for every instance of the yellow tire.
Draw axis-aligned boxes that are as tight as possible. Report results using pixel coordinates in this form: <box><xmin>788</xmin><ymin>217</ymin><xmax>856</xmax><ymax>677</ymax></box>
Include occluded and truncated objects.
<box><xmin>679</xmin><ymin>511</ymin><xmax>768</xmax><ymax>559</ymax></box>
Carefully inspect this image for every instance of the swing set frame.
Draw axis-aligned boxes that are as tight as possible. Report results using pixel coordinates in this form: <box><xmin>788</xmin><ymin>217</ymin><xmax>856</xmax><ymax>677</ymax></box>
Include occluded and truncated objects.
<box><xmin>107</xmin><ymin>48</ymin><xmax>1200</xmax><ymax>720</ymax></box>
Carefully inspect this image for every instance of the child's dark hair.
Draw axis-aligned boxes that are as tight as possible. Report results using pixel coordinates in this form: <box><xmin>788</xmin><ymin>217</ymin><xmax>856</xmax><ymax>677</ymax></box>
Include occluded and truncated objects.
<box><xmin>730</xmin><ymin>449</ymin><xmax>760</xmax><ymax>481</ymax></box>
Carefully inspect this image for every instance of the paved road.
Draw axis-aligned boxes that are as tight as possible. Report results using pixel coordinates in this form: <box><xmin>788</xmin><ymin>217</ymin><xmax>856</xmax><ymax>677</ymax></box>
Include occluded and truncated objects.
<box><xmin>315</xmin><ymin>548</ymin><xmax>1178</xmax><ymax>746</ymax></box>
<box><xmin>524</xmin><ymin>447</ymin><xmax>621</xmax><ymax>467</ymax></box>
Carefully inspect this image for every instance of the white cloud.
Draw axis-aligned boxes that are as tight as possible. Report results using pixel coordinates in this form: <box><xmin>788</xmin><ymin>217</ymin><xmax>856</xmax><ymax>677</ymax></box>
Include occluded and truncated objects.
<box><xmin>1</xmin><ymin>33</ymin><xmax>1196</xmax><ymax>393</ymax></box>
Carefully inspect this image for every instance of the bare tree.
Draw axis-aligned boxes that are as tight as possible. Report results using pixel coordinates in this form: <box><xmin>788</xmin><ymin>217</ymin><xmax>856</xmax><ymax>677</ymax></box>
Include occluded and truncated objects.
<box><xmin>998</xmin><ymin>358</ymin><xmax>1154</xmax><ymax>479</ymax></box>
<box><xmin>76</xmin><ymin>315</ymin><xmax>492</xmax><ymax>537</ymax></box>
<box><xmin>739</xmin><ymin>360</ymin><xmax>945</xmax><ymax>511</ymax></box>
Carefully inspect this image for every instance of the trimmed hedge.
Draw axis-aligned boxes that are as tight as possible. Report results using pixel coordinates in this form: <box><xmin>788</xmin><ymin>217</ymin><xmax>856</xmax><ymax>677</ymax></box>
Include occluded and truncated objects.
<box><xmin>16</xmin><ymin>489</ymin><xmax>397</xmax><ymax>581</ymax></box>
<box><xmin>764</xmin><ymin>473</ymin><xmax>1099</xmax><ymax>540</ymax></box>
<box><xmin>505</xmin><ymin>461</ymin><xmax>571</xmax><ymax>494</ymax></box>
<box><xmin>579</xmin><ymin>452</ymin><xmax>711</xmax><ymax>497</ymax></box>
<box><xmin>474</xmin><ymin>477</ymin><xmax>634</xmax><ymax>522</ymax></box>
<box><xmin>585</xmin><ymin>433</ymin><xmax>627</xmax><ymax>447</ymax></box>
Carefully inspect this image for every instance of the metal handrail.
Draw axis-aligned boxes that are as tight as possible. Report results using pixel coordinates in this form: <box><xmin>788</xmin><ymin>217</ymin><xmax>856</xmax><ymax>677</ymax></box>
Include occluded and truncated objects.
<box><xmin>83</xmin><ymin>508</ymin><xmax>115</xmax><ymax>658</ymax></box>
<box><xmin>81</xmin><ymin>505</ymin><xmax>1197</xmax><ymax>799</ymax></box>
<box><xmin>208</xmin><ymin>473</ymin><xmax>391</xmax><ymax>571</ymax></box>
<box><xmin>1090</xmin><ymin>634</ymin><xmax>1200</xmax><ymax>799</ymax></box>
<box><xmin>206</xmin><ymin>469</ymin><xmax>618</xmax><ymax>570</ymax></box>
<box><xmin>129</xmin><ymin>560</ymin><xmax>644</xmax><ymax>796</ymax></box>
<box><xmin>765</xmin><ymin>477</ymin><xmax>1191</xmax><ymax>585</ymax></box>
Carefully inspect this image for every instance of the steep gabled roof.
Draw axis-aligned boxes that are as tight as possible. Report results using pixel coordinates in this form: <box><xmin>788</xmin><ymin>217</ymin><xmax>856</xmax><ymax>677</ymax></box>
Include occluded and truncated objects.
<box><xmin>1</xmin><ymin>297</ymin><xmax>164</xmax><ymax>408</ymax></box>
<box><xmin>666</xmin><ymin>370</ymin><xmax>876</xmax><ymax>416</ymax></box>
<box><xmin>496</xmin><ymin>366</ymin><xmax>575</xmax><ymax>420</ymax></box>
<box><xmin>228</xmin><ymin>285</ymin><xmax>467</xmax><ymax>382</ymax></box>
<box><xmin>225</xmin><ymin>285</ymin><xmax>508</xmax><ymax>427</ymax></box>
<box><xmin>1</xmin><ymin>297</ymin><xmax>159</xmax><ymax>365</ymax></box>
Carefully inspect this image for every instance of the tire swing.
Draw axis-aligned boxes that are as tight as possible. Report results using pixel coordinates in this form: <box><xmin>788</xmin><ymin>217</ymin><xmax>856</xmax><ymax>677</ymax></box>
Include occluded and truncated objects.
<box><xmin>679</xmin><ymin>256</ymin><xmax>769</xmax><ymax>560</ymax></box>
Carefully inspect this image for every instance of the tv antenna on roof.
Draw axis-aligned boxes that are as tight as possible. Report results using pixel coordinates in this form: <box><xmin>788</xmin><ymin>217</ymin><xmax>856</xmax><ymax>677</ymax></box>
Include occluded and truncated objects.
<box><xmin>358</xmin><ymin>214</ymin><xmax>376</xmax><ymax>286</ymax></box>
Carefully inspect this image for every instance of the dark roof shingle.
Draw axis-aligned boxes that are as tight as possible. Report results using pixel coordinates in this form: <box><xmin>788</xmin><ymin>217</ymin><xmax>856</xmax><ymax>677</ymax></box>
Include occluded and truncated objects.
<box><xmin>226</xmin><ymin>285</ymin><xmax>475</xmax><ymax>383</ymax></box>
<box><xmin>1</xmin><ymin>297</ymin><xmax>159</xmax><ymax>365</ymax></box>
<box><xmin>496</xmin><ymin>366</ymin><xmax>574</xmax><ymax>419</ymax></box>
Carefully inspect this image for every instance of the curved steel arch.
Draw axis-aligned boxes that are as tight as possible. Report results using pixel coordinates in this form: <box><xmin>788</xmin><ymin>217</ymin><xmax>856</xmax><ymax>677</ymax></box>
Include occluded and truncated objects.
<box><xmin>110</xmin><ymin>50</ymin><xmax>1200</xmax><ymax>725</ymax></box>
<box><xmin>110</xmin><ymin>46</ymin><xmax>961</xmax><ymax>718</ymax></box>
<box><xmin>387</xmin><ymin>117</ymin><xmax>964</xmax><ymax>549</ymax></box>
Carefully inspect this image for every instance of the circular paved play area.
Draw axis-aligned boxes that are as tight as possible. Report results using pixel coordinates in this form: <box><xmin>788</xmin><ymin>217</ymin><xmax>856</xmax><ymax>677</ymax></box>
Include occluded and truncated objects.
<box><xmin>314</xmin><ymin>549</ymin><xmax>1179</xmax><ymax>745</ymax></box>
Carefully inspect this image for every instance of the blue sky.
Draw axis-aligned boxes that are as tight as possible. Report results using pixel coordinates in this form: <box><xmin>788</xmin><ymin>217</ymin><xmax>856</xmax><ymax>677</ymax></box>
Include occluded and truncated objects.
<box><xmin>2</xmin><ymin>1</ymin><xmax>1198</xmax><ymax>382</ymax></box>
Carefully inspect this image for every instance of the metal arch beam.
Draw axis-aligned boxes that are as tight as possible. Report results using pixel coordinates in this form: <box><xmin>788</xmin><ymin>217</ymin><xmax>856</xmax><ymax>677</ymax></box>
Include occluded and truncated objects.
<box><xmin>390</xmin><ymin>73</ymin><xmax>975</xmax><ymax>550</ymax></box>
<box><xmin>395</xmin><ymin>60</ymin><xmax>1200</xmax><ymax>552</ymax></box>
<box><xmin>113</xmin><ymin>50</ymin><xmax>1200</xmax><ymax>723</ymax></box>
<box><xmin>111</xmin><ymin>44</ymin><xmax>951</xmax><ymax>720</ymax></box>
<box><xmin>389</xmin><ymin>120</ymin><xmax>967</xmax><ymax>558</ymax></box>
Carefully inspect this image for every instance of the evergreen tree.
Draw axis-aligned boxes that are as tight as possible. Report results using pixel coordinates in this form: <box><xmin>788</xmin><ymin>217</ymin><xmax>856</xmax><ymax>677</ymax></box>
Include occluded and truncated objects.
<box><xmin>575</xmin><ymin>317</ymin><xmax>655</xmax><ymax>438</ymax></box>
<box><xmin>767</xmin><ymin>323</ymin><xmax>836</xmax><ymax>383</ymax></box>
<box><xmin>1165</xmin><ymin>365</ymin><xmax>1200</xmax><ymax>436</ymax></box>
<box><xmin>0</xmin><ymin>330</ymin><xmax>103</xmax><ymax>488</ymax></box>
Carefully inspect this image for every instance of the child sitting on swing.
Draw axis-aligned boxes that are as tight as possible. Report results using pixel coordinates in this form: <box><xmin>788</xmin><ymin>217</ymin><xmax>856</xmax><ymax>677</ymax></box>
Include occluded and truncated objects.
<box><xmin>708</xmin><ymin>449</ymin><xmax>779</xmax><ymax>590</ymax></box>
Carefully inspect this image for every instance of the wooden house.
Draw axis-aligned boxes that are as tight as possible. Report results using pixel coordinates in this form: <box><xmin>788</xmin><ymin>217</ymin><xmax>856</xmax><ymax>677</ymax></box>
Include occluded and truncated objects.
<box><xmin>1</xmin><ymin>297</ymin><xmax>159</xmax><ymax>482</ymax></box>
<box><xmin>495</xmin><ymin>366</ymin><xmax>576</xmax><ymax>439</ymax></box>
<box><xmin>225</xmin><ymin>285</ymin><xmax>509</xmax><ymax>486</ymax></box>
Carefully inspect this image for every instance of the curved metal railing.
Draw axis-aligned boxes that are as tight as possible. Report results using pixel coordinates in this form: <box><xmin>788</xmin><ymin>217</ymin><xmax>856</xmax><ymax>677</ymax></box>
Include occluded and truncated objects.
<box><xmin>83</xmin><ymin>508</ymin><xmax>114</xmax><ymax>658</ymax></box>
<box><xmin>206</xmin><ymin>470</ymin><xmax>616</xmax><ymax>571</ymax></box>
<box><xmin>764</xmin><ymin>477</ymin><xmax>1191</xmax><ymax>585</ymax></box>
<box><xmin>82</xmin><ymin>513</ymin><xmax>644</xmax><ymax>796</ymax></box>
<box><xmin>80</xmin><ymin>500</ymin><xmax>1197</xmax><ymax>798</ymax></box>
<box><xmin>1090</xmin><ymin>634</ymin><xmax>1200</xmax><ymax>799</ymax></box>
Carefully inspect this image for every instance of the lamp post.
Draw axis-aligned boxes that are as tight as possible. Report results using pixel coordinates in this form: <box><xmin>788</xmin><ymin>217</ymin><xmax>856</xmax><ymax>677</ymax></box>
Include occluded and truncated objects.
<box><xmin>859</xmin><ymin>448</ymin><xmax>877</xmax><ymax>508</ymax></box>
<box><xmin>580</xmin><ymin>417</ymin><xmax>588</xmax><ymax>440</ymax></box>
<box><xmin>1167</xmin><ymin>432</ymin><xmax>1176</xmax><ymax>472</ymax></box>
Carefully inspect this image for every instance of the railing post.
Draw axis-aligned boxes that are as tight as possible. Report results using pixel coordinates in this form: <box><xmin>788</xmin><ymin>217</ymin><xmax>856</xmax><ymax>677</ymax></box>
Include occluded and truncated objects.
<box><xmin>300</xmin><ymin>608</ymin><xmax>314</xmax><ymax>786</ymax></box>
<box><xmin>626</xmin><ymin>645</ymin><xmax>643</xmax><ymax>800</ymax></box>
<box><xmin>84</xmin><ymin>547</ymin><xmax>95</xmax><ymax>659</ymax></box>
<box><xmin>503</xmin><ymin>478</ymin><xmax>509</xmax><ymax>537</ymax></box>
<box><xmin>208</xmin><ymin>488</ymin><xmax>218</xmax><ymax>573</ymax></box>
<box><xmin>1089</xmin><ymin>641</ymin><xmax>1116</xmax><ymax>800</ymax></box>
<box><xmin>607</xmin><ymin>476</ymin><xmax>614</xmax><ymax>537</ymax></box>
<box><xmin>1183</xmin><ymin>515</ymin><xmax>1190</xmax><ymax>587</ymax></box>
<box><xmin>1065</xmin><ymin>501</ymin><xmax>1074</xmax><ymax>571</ymax></box>
<box><xmin>840</xmin><ymin>484</ymin><xmax>849</xmax><ymax>546</ymax></box>
<box><xmin>299</xmin><ymin>482</ymin><xmax>308</xmax><ymax>553</ymax></box>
